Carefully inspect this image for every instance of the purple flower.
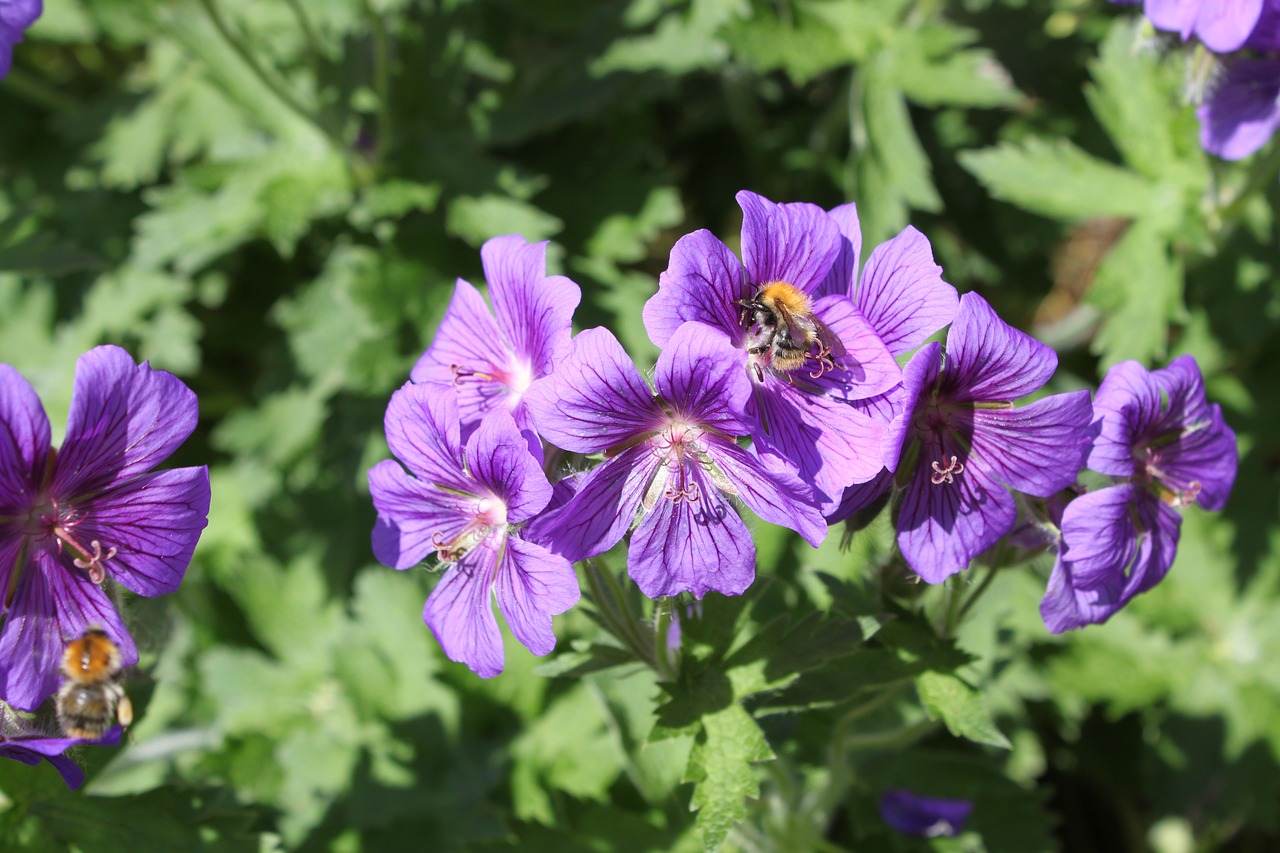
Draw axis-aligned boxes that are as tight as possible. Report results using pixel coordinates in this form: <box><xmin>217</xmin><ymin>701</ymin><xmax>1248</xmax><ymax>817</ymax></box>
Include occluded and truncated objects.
<box><xmin>368</xmin><ymin>385</ymin><xmax>579</xmax><ymax>678</ymax></box>
<box><xmin>1197</xmin><ymin>59</ymin><xmax>1280</xmax><ymax>160</ymax></box>
<box><xmin>1143</xmin><ymin>0</ymin><xmax>1265</xmax><ymax>53</ymax></box>
<box><xmin>0</xmin><ymin>346</ymin><xmax>211</xmax><ymax>711</ymax></box>
<box><xmin>642</xmin><ymin>191</ymin><xmax>901</xmax><ymax>506</ymax></box>
<box><xmin>0</xmin><ymin>726</ymin><xmax>121</xmax><ymax>791</ymax></box>
<box><xmin>1041</xmin><ymin>356</ymin><xmax>1237</xmax><ymax>632</ymax></box>
<box><xmin>410</xmin><ymin>235</ymin><xmax>581</xmax><ymax>451</ymax></box>
<box><xmin>0</xmin><ymin>0</ymin><xmax>41</xmax><ymax>79</ymax></box>
<box><xmin>879</xmin><ymin>789</ymin><xmax>973</xmax><ymax>837</ymax></box>
<box><xmin>524</xmin><ymin>323</ymin><xmax>827</xmax><ymax>599</ymax></box>
<box><xmin>890</xmin><ymin>294</ymin><xmax>1093</xmax><ymax>583</ymax></box>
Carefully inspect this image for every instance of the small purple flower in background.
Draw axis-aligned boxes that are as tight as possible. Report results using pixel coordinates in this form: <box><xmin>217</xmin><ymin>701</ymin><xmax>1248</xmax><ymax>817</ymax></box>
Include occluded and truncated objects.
<box><xmin>524</xmin><ymin>323</ymin><xmax>826</xmax><ymax>599</ymax></box>
<box><xmin>1142</xmin><ymin>0</ymin><xmax>1265</xmax><ymax>53</ymax></box>
<box><xmin>879</xmin><ymin>789</ymin><xmax>973</xmax><ymax>838</ymax></box>
<box><xmin>1197</xmin><ymin>58</ymin><xmax>1280</xmax><ymax>160</ymax></box>
<box><xmin>368</xmin><ymin>385</ymin><xmax>579</xmax><ymax>678</ymax></box>
<box><xmin>0</xmin><ymin>346</ymin><xmax>211</xmax><ymax>711</ymax></box>
<box><xmin>0</xmin><ymin>0</ymin><xmax>42</xmax><ymax>79</ymax></box>
<box><xmin>1041</xmin><ymin>356</ymin><xmax>1237</xmax><ymax>632</ymax></box>
<box><xmin>411</xmin><ymin>234</ymin><xmax>581</xmax><ymax>452</ymax></box>
<box><xmin>0</xmin><ymin>716</ymin><xmax>120</xmax><ymax>791</ymax></box>
<box><xmin>643</xmin><ymin>191</ymin><xmax>901</xmax><ymax>506</ymax></box>
<box><xmin>888</xmin><ymin>294</ymin><xmax>1093</xmax><ymax>584</ymax></box>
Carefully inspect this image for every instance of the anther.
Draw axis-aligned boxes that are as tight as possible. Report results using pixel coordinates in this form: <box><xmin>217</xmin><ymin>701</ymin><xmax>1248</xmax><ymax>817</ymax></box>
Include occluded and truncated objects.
<box><xmin>450</xmin><ymin>365</ymin><xmax>494</xmax><ymax>386</ymax></box>
<box><xmin>806</xmin><ymin>346</ymin><xmax>838</xmax><ymax>379</ymax></box>
<box><xmin>930</xmin><ymin>456</ymin><xmax>965</xmax><ymax>485</ymax></box>
<box><xmin>72</xmin><ymin>540</ymin><xmax>117</xmax><ymax>584</ymax></box>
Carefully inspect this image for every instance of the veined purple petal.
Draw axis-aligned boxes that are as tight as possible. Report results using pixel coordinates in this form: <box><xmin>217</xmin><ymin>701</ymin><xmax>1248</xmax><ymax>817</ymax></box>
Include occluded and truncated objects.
<box><xmin>1198</xmin><ymin>59</ymin><xmax>1280</xmax><ymax>160</ymax></box>
<box><xmin>708</xmin><ymin>436</ymin><xmax>826</xmax><ymax>547</ymax></box>
<box><xmin>644</xmin><ymin>230</ymin><xmax>750</xmax><ymax>348</ymax></box>
<box><xmin>409</xmin><ymin>281</ymin><xmax>515</xmax><ymax>426</ymax></box>
<box><xmin>540</xmin><ymin>446</ymin><xmax>657</xmax><ymax>561</ymax></box>
<box><xmin>368</xmin><ymin>459</ymin><xmax>473</xmax><ymax>570</ymax></box>
<box><xmin>943</xmin><ymin>294</ymin><xmax>1056</xmax><ymax>403</ymax></box>
<box><xmin>423</xmin><ymin>537</ymin><xmax>504</xmax><ymax>678</ymax></box>
<box><xmin>1194</xmin><ymin>0</ymin><xmax>1264</xmax><ymax>52</ymax></box>
<box><xmin>0</xmin><ymin>364</ymin><xmax>50</xmax><ymax>511</ymax></box>
<box><xmin>493</xmin><ymin>536</ymin><xmax>580</xmax><ymax>657</ymax></box>
<box><xmin>827</xmin><ymin>467</ymin><xmax>894</xmax><ymax>523</ymax></box>
<box><xmin>383</xmin><ymin>383</ymin><xmax>469</xmax><ymax>491</ymax></box>
<box><xmin>737</xmin><ymin>191</ymin><xmax>840</xmax><ymax>294</ymax></box>
<box><xmin>464</xmin><ymin>409</ymin><xmax>551</xmax><ymax>524</ymax></box>
<box><xmin>815</xmin><ymin>202</ymin><xmax>862</xmax><ymax>300</ymax></box>
<box><xmin>629</xmin><ymin>462</ymin><xmax>755</xmax><ymax>598</ymax></box>
<box><xmin>748</xmin><ymin>379</ymin><xmax>888</xmax><ymax>504</ymax></box>
<box><xmin>0</xmin><ymin>551</ymin><xmax>135</xmax><ymax>710</ymax></box>
<box><xmin>0</xmin><ymin>0</ymin><xmax>41</xmax><ymax>79</ymax></box>
<box><xmin>898</xmin><ymin>434</ymin><xmax>1017</xmax><ymax>584</ymax></box>
<box><xmin>655</xmin><ymin>323</ymin><xmax>752</xmax><ymax>433</ymax></box>
<box><xmin>1088</xmin><ymin>361</ymin><xmax>1159</xmax><ymax>476</ymax></box>
<box><xmin>52</xmin><ymin>346</ymin><xmax>198</xmax><ymax>498</ymax></box>
<box><xmin>811</xmin><ymin>295</ymin><xmax>901</xmax><ymax>402</ymax></box>
<box><xmin>1166</xmin><ymin>406</ymin><xmax>1237</xmax><ymax>511</ymax></box>
<box><xmin>966</xmin><ymin>390</ymin><xmax>1093</xmax><ymax>497</ymax></box>
<box><xmin>1</xmin><ymin>727</ymin><xmax>121</xmax><ymax>790</ymax></box>
<box><xmin>481</xmin><ymin>235</ymin><xmax>581</xmax><ymax>377</ymax></box>
<box><xmin>879</xmin><ymin>789</ymin><xmax>973</xmax><ymax>837</ymax></box>
<box><xmin>75</xmin><ymin>466</ymin><xmax>210</xmax><ymax>597</ymax></box>
<box><xmin>1145</xmin><ymin>0</ymin><xmax>1203</xmax><ymax>39</ymax></box>
<box><xmin>1053</xmin><ymin>485</ymin><xmax>1141</xmax><ymax>593</ymax></box>
<box><xmin>855</xmin><ymin>226</ymin><xmax>958</xmax><ymax>357</ymax></box>
<box><xmin>523</xmin><ymin>327</ymin><xmax>662</xmax><ymax>453</ymax></box>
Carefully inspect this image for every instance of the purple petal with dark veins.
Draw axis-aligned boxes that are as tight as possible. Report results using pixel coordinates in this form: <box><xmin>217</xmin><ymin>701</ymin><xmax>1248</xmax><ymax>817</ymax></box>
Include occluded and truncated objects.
<box><xmin>654</xmin><ymin>323</ymin><xmax>753</xmax><ymax>434</ymax></box>
<box><xmin>629</xmin><ymin>462</ymin><xmax>755</xmax><ymax>598</ymax></box>
<box><xmin>810</xmin><ymin>295</ymin><xmax>901</xmax><ymax>402</ymax></box>
<box><xmin>493</xmin><ymin>536</ymin><xmax>580</xmax><ymax>657</ymax></box>
<box><xmin>383</xmin><ymin>383</ymin><xmax>469</xmax><ymax>491</ymax></box>
<box><xmin>708</xmin><ymin>436</ymin><xmax>826</xmax><ymax>547</ymax></box>
<box><xmin>423</xmin><ymin>536</ymin><xmax>504</xmax><ymax>678</ymax></box>
<box><xmin>737</xmin><ymin>191</ymin><xmax>840</xmax><ymax>294</ymax></box>
<box><xmin>53</xmin><ymin>346</ymin><xmax>198</xmax><ymax>498</ymax></box>
<box><xmin>942</xmin><ymin>294</ymin><xmax>1056</xmax><ymax>403</ymax></box>
<box><xmin>644</xmin><ymin>230</ymin><xmax>750</xmax><ymax>348</ymax></box>
<box><xmin>854</xmin><ymin>226</ymin><xmax>958</xmax><ymax>357</ymax></box>
<box><xmin>1</xmin><ymin>728</ymin><xmax>121</xmax><ymax>790</ymax></box>
<box><xmin>1088</xmin><ymin>361</ymin><xmax>1159</xmax><ymax>476</ymax></box>
<box><xmin>0</xmin><ymin>364</ymin><xmax>50</xmax><ymax>512</ymax></box>
<box><xmin>481</xmin><ymin>235</ymin><xmax>580</xmax><ymax>377</ymax></box>
<box><xmin>540</xmin><ymin>446</ymin><xmax>658</xmax><ymax>561</ymax></box>
<box><xmin>966</xmin><ymin>390</ymin><xmax>1093</xmax><ymax>496</ymax></box>
<box><xmin>368</xmin><ymin>459</ymin><xmax>473</xmax><ymax>570</ymax></box>
<box><xmin>815</xmin><ymin>202</ymin><xmax>862</xmax><ymax>300</ymax></box>
<box><xmin>464</xmin><ymin>409</ymin><xmax>552</xmax><ymax>524</ymax></box>
<box><xmin>1198</xmin><ymin>59</ymin><xmax>1280</xmax><ymax>160</ymax></box>
<box><xmin>76</xmin><ymin>466</ymin><xmax>210</xmax><ymax>597</ymax></box>
<box><xmin>523</xmin><ymin>327</ymin><xmax>663</xmax><ymax>453</ymax></box>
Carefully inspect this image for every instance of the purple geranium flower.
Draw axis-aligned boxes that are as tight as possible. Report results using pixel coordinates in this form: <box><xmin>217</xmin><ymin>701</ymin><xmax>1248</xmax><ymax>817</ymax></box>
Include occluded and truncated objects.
<box><xmin>1041</xmin><ymin>356</ymin><xmax>1237</xmax><ymax>632</ymax></box>
<box><xmin>879</xmin><ymin>789</ymin><xmax>973</xmax><ymax>838</ymax></box>
<box><xmin>0</xmin><ymin>0</ymin><xmax>41</xmax><ymax>79</ymax></box>
<box><xmin>888</xmin><ymin>294</ymin><xmax>1093</xmax><ymax>583</ymax></box>
<box><xmin>524</xmin><ymin>323</ymin><xmax>826</xmax><ymax>599</ymax></box>
<box><xmin>410</xmin><ymin>235</ymin><xmax>580</xmax><ymax>453</ymax></box>
<box><xmin>1143</xmin><ymin>0</ymin><xmax>1265</xmax><ymax>52</ymax></box>
<box><xmin>642</xmin><ymin>191</ymin><xmax>901</xmax><ymax>506</ymax></box>
<box><xmin>368</xmin><ymin>385</ymin><xmax>579</xmax><ymax>678</ymax></box>
<box><xmin>0</xmin><ymin>725</ymin><xmax>120</xmax><ymax>791</ymax></box>
<box><xmin>0</xmin><ymin>346</ymin><xmax>211</xmax><ymax>711</ymax></box>
<box><xmin>1197</xmin><ymin>58</ymin><xmax>1280</xmax><ymax>160</ymax></box>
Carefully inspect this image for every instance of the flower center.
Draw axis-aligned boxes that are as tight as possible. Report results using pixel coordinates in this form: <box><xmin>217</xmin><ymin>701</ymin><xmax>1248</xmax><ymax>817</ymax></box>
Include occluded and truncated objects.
<box><xmin>450</xmin><ymin>359</ymin><xmax>534</xmax><ymax>408</ymax></box>
<box><xmin>648</xmin><ymin>422</ymin><xmax>708</xmax><ymax>505</ymax></box>
<box><xmin>429</xmin><ymin>496</ymin><xmax>507</xmax><ymax>563</ymax></box>
<box><xmin>1136</xmin><ymin>445</ymin><xmax>1202</xmax><ymax>507</ymax></box>
<box><xmin>930</xmin><ymin>456</ymin><xmax>965</xmax><ymax>485</ymax></box>
<box><xmin>22</xmin><ymin>497</ymin><xmax>116</xmax><ymax>583</ymax></box>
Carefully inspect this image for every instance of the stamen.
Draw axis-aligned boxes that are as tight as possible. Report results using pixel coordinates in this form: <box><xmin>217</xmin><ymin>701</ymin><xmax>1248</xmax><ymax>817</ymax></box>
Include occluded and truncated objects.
<box><xmin>72</xmin><ymin>540</ymin><xmax>117</xmax><ymax>584</ymax></box>
<box><xmin>1166</xmin><ymin>480</ymin><xmax>1203</xmax><ymax>508</ymax></box>
<box><xmin>450</xmin><ymin>364</ymin><xmax>494</xmax><ymax>386</ymax></box>
<box><xmin>806</xmin><ymin>345</ymin><xmax>839</xmax><ymax>379</ymax></box>
<box><xmin>664</xmin><ymin>481</ymin><xmax>701</xmax><ymax>503</ymax></box>
<box><xmin>930</xmin><ymin>456</ymin><xmax>965</xmax><ymax>485</ymax></box>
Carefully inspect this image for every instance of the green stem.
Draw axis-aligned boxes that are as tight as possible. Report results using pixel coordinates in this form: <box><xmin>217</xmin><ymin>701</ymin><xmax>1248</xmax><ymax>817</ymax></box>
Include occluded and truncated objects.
<box><xmin>842</xmin><ymin>719</ymin><xmax>939</xmax><ymax>752</ymax></box>
<box><xmin>361</xmin><ymin>0</ymin><xmax>395</xmax><ymax>164</ymax></box>
<box><xmin>584</xmin><ymin>558</ymin><xmax>656</xmax><ymax>670</ymax></box>
<box><xmin>1</xmin><ymin>69</ymin><xmax>80</xmax><ymax>114</ymax></box>
<box><xmin>951</xmin><ymin>564</ymin><xmax>999</xmax><ymax>633</ymax></box>
<box><xmin>283</xmin><ymin>0</ymin><xmax>326</xmax><ymax>72</ymax></box>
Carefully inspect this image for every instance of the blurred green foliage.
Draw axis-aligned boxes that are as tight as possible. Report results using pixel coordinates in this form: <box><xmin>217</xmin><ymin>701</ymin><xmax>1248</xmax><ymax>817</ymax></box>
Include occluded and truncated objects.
<box><xmin>2</xmin><ymin>0</ymin><xmax>1278</xmax><ymax>850</ymax></box>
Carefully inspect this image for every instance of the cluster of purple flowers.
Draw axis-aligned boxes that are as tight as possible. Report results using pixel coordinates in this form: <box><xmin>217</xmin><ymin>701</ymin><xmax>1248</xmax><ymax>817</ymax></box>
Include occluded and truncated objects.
<box><xmin>0</xmin><ymin>346</ymin><xmax>210</xmax><ymax>784</ymax></box>
<box><xmin>367</xmin><ymin>190</ymin><xmax>1238</xmax><ymax>678</ymax></box>
<box><xmin>1118</xmin><ymin>0</ymin><xmax>1280</xmax><ymax>158</ymax></box>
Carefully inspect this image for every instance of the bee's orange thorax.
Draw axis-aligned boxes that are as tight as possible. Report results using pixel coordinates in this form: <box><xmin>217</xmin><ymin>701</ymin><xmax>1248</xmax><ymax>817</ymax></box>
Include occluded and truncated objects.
<box><xmin>757</xmin><ymin>281</ymin><xmax>811</xmax><ymax>314</ymax></box>
<box><xmin>61</xmin><ymin>630</ymin><xmax>121</xmax><ymax>684</ymax></box>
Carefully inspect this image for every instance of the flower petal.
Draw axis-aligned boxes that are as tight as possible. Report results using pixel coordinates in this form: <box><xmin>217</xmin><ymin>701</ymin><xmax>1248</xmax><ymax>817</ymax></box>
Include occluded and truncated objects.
<box><xmin>75</xmin><ymin>467</ymin><xmax>210</xmax><ymax>597</ymax></box>
<box><xmin>493</xmin><ymin>536</ymin><xmax>579</xmax><ymax>657</ymax></box>
<box><xmin>644</xmin><ymin>230</ymin><xmax>750</xmax><ymax>348</ymax></box>
<box><xmin>826</xmin><ymin>467</ymin><xmax>894</xmax><ymax>524</ymax></box>
<box><xmin>737</xmin><ymin>191</ymin><xmax>840</xmax><ymax>294</ymax></box>
<box><xmin>368</xmin><ymin>459</ymin><xmax>471</xmax><ymax>570</ymax></box>
<box><xmin>855</xmin><ymin>226</ymin><xmax>958</xmax><ymax>357</ymax></box>
<box><xmin>967</xmin><ymin>390</ymin><xmax>1093</xmax><ymax>496</ymax></box>
<box><xmin>1144</xmin><ymin>0</ymin><xmax>1200</xmax><ymax>40</ymax></box>
<box><xmin>654</xmin><ymin>323</ymin><xmax>752</xmax><ymax>434</ymax></box>
<box><xmin>897</xmin><ymin>434</ymin><xmax>1016</xmax><ymax>584</ymax></box>
<box><xmin>1197</xmin><ymin>59</ymin><xmax>1280</xmax><ymax>160</ymax></box>
<box><xmin>815</xmin><ymin>202</ymin><xmax>862</xmax><ymax>300</ymax></box>
<box><xmin>708</xmin><ymin>437</ymin><xmax>826</xmax><ymax>547</ymax></box>
<box><xmin>423</xmin><ymin>540</ymin><xmax>504</xmax><ymax>678</ymax></box>
<box><xmin>943</xmin><ymin>294</ymin><xmax>1056</xmax><ymax>403</ymax></box>
<box><xmin>464</xmin><ymin>409</ymin><xmax>552</xmax><ymax>523</ymax></box>
<box><xmin>811</xmin><ymin>295</ymin><xmax>901</xmax><ymax>402</ymax></box>
<box><xmin>1170</xmin><ymin>405</ymin><xmax>1237</xmax><ymax>511</ymax></box>
<box><xmin>629</xmin><ymin>463</ymin><xmax>755</xmax><ymax>598</ymax></box>
<box><xmin>538</xmin><ymin>447</ymin><xmax>657</xmax><ymax>561</ymax></box>
<box><xmin>523</xmin><ymin>327</ymin><xmax>661</xmax><ymax>453</ymax></box>
<box><xmin>481</xmin><ymin>235</ymin><xmax>581</xmax><ymax>377</ymax></box>
<box><xmin>0</xmin><ymin>364</ymin><xmax>50</xmax><ymax>513</ymax></box>
<box><xmin>53</xmin><ymin>346</ymin><xmax>198</xmax><ymax>497</ymax></box>
<box><xmin>383</xmin><ymin>383</ymin><xmax>468</xmax><ymax>490</ymax></box>
<box><xmin>1195</xmin><ymin>0</ymin><xmax>1264</xmax><ymax>52</ymax></box>
<box><xmin>1088</xmin><ymin>360</ymin><xmax>1159</xmax><ymax>476</ymax></box>
<box><xmin>879</xmin><ymin>789</ymin><xmax>973</xmax><ymax>838</ymax></box>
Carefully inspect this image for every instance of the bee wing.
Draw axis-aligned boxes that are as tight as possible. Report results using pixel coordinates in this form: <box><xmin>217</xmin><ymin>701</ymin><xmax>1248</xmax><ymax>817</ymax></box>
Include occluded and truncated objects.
<box><xmin>773</xmin><ymin>301</ymin><xmax>812</xmax><ymax>348</ymax></box>
<box><xmin>810</xmin><ymin>314</ymin><xmax>847</xmax><ymax>358</ymax></box>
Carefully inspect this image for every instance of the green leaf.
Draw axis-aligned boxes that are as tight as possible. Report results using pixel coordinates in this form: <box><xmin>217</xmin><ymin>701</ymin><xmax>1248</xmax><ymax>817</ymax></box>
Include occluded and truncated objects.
<box><xmin>862</xmin><ymin>57</ymin><xmax>942</xmax><ymax>214</ymax></box>
<box><xmin>889</xmin><ymin>25</ymin><xmax>1020</xmax><ymax>109</ymax></box>
<box><xmin>916</xmin><ymin>670</ymin><xmax>1012</xmax><ymax>749</ymax></box>
<box><xmin>685</xmin><ymin>702</ymin><xmax>774</xmax><ymax>851</ymax></box>
<box><xmin>446</xmin><ymin>194</ymin><xmax>563</xmax><ymax>246</ymax></box>
<box><xmin>592</xmin><ymin>0</ymin><xmax>749</xmax><ymax>76</ymax></box>
<box><xmin>1086</xmin><ymin>220</ymin><xmax>1184</xmax><ymax>367</ymax></box>
<box><xmin>960</xmin><ymin>137</ymin><xmax>1159</xmax><ymax>220</ymax></box>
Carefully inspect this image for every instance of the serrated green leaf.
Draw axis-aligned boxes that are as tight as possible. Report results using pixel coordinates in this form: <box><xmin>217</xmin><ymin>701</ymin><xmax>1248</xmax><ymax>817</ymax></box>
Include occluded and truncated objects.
<box><xmin>889</xmin><ymin>26</ymin><xmax>1020</xmax><ymax>109</ymax></box>
<box><xmin>960</xmin><ymin>137</ymin><xmax>1159</xmax><ymax>220</ymax></box>
<box><xmin>592</xmin><ymin>0</ymin><xmax>749</xmax><ymax>76</ymax></box>
<box><xmin>446</xmin><ymin>194</ymin><xmax>563</xmax><ymax>246</ymax></box>
<box><xmin>863</xmin><ymin>57</ymin><xmax>942</xmax><ymax>214</ymax></box>
<box><xmin>686</xmin><ymin>702</ymin><xmax>774</xmax><ymax>851</ymax></box>
<box><xmin>916</xmin><ymin>671</ymin><xmax>1011</xmax><ymax>749</ymax></box>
